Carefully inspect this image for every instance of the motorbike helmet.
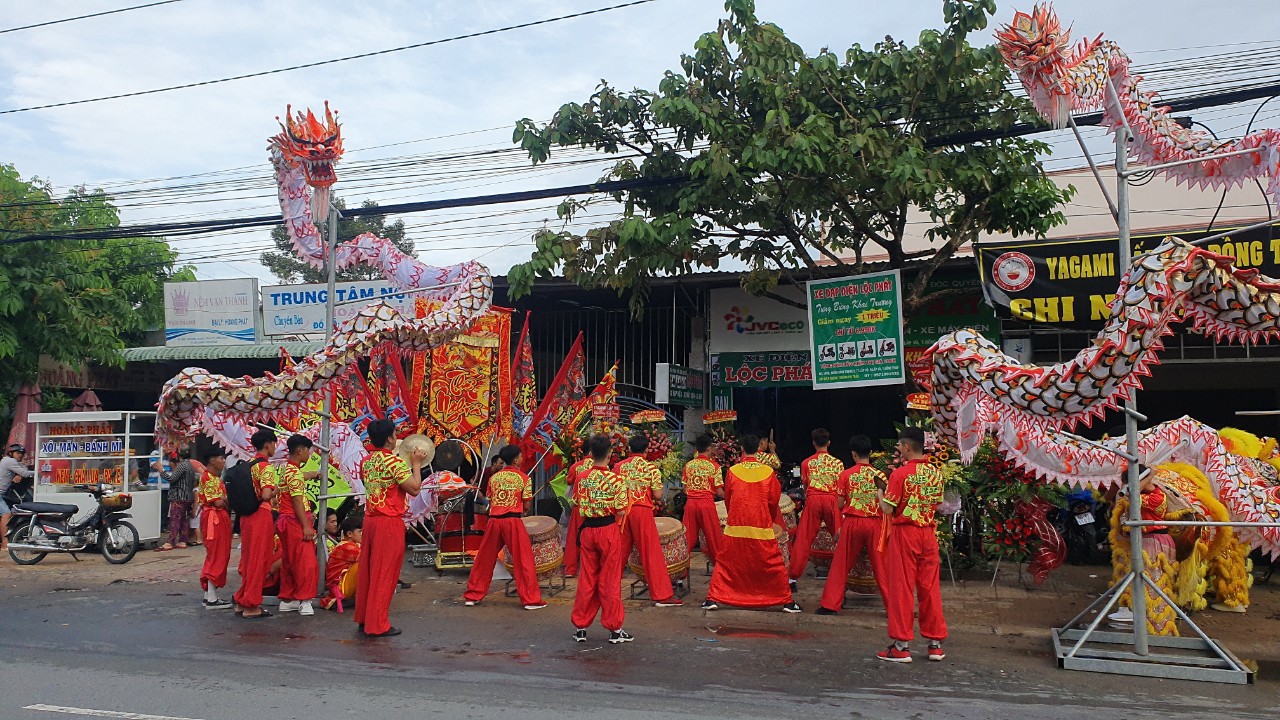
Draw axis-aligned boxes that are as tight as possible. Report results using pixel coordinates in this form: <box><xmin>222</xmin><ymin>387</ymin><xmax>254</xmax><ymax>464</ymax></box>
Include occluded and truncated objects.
<box><xmin>6</xmin><ymin>443</ymin><xmax>24</xmax><ymax>454</ymax></box>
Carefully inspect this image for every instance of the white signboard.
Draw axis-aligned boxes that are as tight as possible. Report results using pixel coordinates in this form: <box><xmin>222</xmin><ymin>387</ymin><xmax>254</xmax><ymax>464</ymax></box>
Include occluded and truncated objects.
<box><xmin>708</xmin><ymin>286</ymin><xmax>809</xmax><ymax>353</ymax></box>
<box><xmin>261</xmin><ymin>281</ymin><xmax>424</xmax><ymax>336</ymax></box>
<box><xmin>164</xmin><ymin>279</ymin><xmax>259</xmax><ymax>346</ymax></box>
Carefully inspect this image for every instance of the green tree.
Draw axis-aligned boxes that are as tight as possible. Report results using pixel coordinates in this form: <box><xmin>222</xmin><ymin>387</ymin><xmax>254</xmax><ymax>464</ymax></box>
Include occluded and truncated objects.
<box><xmin>509</xmin><ymin>0</ymin><xmax>1071</xmax><ymax>318</ymax></box>
<box><xmin>0</xmin><ymin>164</ymin><xmax>194</xmax><ymax>389</ymax></box>
<box><xmin>260</xmin><ymin>198</ymin><xmax>416</xmax><ymax>283</ymax></box>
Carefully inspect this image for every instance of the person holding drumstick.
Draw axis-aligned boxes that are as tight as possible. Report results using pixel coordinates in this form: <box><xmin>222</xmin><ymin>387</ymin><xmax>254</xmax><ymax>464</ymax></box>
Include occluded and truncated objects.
<box><xmin>572</xmin><ymin>435</ymin><xmax>633</xmax><ymax>644</ymax></box>
<box><xmin>463</xmin><ymin>444</ymin><xmax>546</xmax><ymax>609</ymax></box>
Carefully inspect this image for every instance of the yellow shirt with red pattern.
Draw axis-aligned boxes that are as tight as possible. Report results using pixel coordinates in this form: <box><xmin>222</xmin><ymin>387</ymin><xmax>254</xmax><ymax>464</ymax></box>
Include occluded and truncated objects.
<box><xmin>575</xmin><ymin>465</ymin><xmax>628</xmax><ymax>519</ymax></box>
<box><xmin>757</xmin><ymin>452</ymin><xmax>781</xmax><ymax>471</ymax></box>
<box><xmin>196</xmin><ymin>470</ymin><xmax>225</xmax><ymax>508</ymax></box>
<box><xmin>277</xmin><ymin>461</ymin><xmax>309</xmax><ymax>519</ymax></box>
<box><xmin>487</xmin><ymin>468</ymin><xmax>533</xmax><ymax>515</ymax></box>
<box><xmin>801</xmin><ymin>451</ymin><xmax>844</xmax><ymax>496</ymax></box>
<box><xmin>884</xmin><ymin>459</ymin><xmax>944</xmax><ymax>527</ymax></box>
<box><xmin>838</xmin><ymin>463</ymin><xmax>885</xmax><ymax>518</ymax></box>
<box><xmin>614</xmin><ymin>455</ymin><xmax>661</xmax><ymax>509</ymax></box>
<box><xmin>361</xmin><ymin>449</ymin><xmax>411</xmax><ymax>518</ymax></box>
<box><xmin>681</xmin><ymin>455</ymin><xmax>722</xmax><ymax>501</ymax></box>
<box><xmin>249</xmin><ymin>456</ymin><xmax>276</xmax><ymax>509</ymax></box>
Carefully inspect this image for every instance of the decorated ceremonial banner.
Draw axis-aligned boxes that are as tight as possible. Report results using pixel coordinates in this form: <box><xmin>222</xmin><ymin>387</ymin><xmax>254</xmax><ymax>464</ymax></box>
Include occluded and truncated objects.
<box><xmin>369</xmin><ymin>345</ymin><xmax>413</xmax><ymax>430</ymax></box>
<box><xmin>330</xmin><ymin>365</ymin><xmax>380</xmax><ymax>441</ymax></box>
<box><xmin>806</xmin><ymin>270</ymin><xmax>906</xmax><ymax>389</ymax></box>
<box><xmin>409</xmin><ymin>301</ymin><xmax>513</xmax><ymax>448</ymax></box>
<box><xmin>275</xmin><ymin>348</ymin><xmax>325</xmax><ymax>432</ymax></box>
<box><xmin>512</xmin><ymin>311</ymin><xmax>536</xmax><ymax>437</ymax></box>
<box><xmin>519</xmin><ymin>333</ymin><xmax>586</xmax><ymax>470</ymax></box>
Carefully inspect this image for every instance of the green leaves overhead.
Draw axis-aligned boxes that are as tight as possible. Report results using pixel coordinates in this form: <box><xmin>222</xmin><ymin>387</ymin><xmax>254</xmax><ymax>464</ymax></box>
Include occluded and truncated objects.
<box><xmin>260</xmin><ymin>198</ymin><xmax>416</xmax><ymax>284</ymax></box>
<box><xmin>509</xmin><ymin>0</ymin><xmax>1070</xmax><ymax>319</ymax></box>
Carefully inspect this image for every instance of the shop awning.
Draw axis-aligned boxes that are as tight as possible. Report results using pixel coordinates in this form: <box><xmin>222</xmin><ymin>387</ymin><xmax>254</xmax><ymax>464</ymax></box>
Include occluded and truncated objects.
<box><xmin>119</xmin><ymin>342</ymin><xmax>324</xmax><ymax>362</ymax></box>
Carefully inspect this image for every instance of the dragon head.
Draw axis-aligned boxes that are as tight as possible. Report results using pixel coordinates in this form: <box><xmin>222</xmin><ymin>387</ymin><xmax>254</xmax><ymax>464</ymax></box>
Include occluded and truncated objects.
<box><xmin>274</xmin><ymin>102</ymin><xmax>344</xmax><ymax>188</ymax></box>
<box><xmin>995</xmin><ymin>5</ymin><xmax>1101</xmax><ymax>129</ymax></box>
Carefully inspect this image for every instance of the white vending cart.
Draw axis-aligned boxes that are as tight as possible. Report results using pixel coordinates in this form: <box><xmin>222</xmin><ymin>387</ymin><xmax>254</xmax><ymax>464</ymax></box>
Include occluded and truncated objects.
<box><xmin>30</xmin><ymin>411</ymin><xmax>164</xmax><ymax>542</ymax></box>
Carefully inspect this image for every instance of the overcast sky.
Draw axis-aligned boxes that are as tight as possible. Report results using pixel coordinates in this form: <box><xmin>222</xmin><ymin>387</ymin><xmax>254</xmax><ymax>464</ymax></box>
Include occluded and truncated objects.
<box><xmin>3</xmin><ymin>0</ymin><xmax>1278</xmax><ymax>283</ymax></box>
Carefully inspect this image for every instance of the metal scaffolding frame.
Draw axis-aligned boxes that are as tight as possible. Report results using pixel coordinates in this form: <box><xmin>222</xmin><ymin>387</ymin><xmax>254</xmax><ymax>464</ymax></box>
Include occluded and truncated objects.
<box><xmin>1050</xmin><ymin>79</ymin><xmax>1280</xmax><ymax>683</ymax></box>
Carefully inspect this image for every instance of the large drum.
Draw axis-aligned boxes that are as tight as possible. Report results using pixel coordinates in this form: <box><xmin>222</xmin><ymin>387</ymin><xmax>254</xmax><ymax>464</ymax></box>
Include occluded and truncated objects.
<box><xmin>848</xmin><ymin>552</ymin><xmax>878</xmax><ymax>595</ymax></box>
<box><xmin>811</xmin><ymin>527</ymin><xmax>838</xmax><ymax>569</ymax></box>
<box><xmin>502</xmin><ymin>515</ymin><xmax>563</xmax><ymax>582</ymax></box>
<box><xmin>629</xmin><ymin>516</ymin><xmax>692</xmax><ymax>580</ymax></box>
<box><xmin>779</xmin><ymin>494</ymin><xmax>798</xmax><ymax>533</ymax></box>
<box><xmin>774</xmin><ymin>523</ymin><xmax>790</xmax><ymax>568</ymax></box>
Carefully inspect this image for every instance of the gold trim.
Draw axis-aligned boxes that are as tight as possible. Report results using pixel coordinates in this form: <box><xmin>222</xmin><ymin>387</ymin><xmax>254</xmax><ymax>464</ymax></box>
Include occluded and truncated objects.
<box><xmin>724</xmin><ymin>525</ymin><xmax>775</xmax><ymax>540</ymax></box>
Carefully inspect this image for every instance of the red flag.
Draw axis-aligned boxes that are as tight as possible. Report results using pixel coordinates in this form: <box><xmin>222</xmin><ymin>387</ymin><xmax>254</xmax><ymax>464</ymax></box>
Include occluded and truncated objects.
<box><xmin>519</xmin><ymin>332</ymin><xmax>585</xmax><ymax>470</ymax></box>
<box><xmin>369</xmin><ymin>344</ymin><xmax>413</xmax><ymax>432</ymax></box>
<box><xmin>512</xmin><ymin>311</ymin><xmax>536</xmax><ymax>437</ymax></box>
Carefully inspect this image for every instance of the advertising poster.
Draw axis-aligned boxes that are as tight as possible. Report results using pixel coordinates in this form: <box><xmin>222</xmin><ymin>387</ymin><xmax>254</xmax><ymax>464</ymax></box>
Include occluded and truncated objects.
<box><xmin>806</xmin><ymin>270</ymin><xmax>905</xmax><ymax>389</ymax></box>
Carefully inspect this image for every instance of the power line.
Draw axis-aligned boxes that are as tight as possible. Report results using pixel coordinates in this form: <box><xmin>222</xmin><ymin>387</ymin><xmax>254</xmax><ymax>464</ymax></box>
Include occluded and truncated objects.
<box><xmin>0</xmin><ymin>0</ymin><xmax>658</xmax><ymax>115</ymax></box>
<box><xmin>0</xmin><ymin>0</ymin><xmax>182</xmax><ymax>35</ymax></box>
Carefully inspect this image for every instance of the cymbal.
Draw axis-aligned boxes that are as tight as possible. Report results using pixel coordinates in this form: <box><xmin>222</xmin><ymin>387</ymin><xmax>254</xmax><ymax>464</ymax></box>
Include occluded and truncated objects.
<box><xmin>433</xmin><ymin>439</ymin><xmax>467</xmax><ymax>471</ymax></box>
<box><xmin>396</xmin><ymin>433</ymin><xmax>436</xmax><ymax>466</ymax></box>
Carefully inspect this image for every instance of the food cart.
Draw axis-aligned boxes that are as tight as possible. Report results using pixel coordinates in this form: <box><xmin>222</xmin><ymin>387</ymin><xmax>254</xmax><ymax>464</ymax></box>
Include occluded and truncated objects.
<box><xmin>30</xmin><ymin>411</ymin><xmax>163</xmax><ymax>542</ymax></box>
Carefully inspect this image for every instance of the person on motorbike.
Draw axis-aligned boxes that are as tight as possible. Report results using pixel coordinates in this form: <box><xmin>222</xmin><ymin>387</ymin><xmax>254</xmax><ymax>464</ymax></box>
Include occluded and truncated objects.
<box><xmin>0</xmin><ymin>444</ymin><xmax>35</xmax><ymax>551</ymax></box>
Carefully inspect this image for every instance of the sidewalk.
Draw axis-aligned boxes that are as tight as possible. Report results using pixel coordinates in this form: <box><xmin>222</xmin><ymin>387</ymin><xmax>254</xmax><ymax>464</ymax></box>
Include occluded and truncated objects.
<box><xmin>4</xmin><ymin>545</ymin><xmax>1277</xmax><ymax>661</ymax></box>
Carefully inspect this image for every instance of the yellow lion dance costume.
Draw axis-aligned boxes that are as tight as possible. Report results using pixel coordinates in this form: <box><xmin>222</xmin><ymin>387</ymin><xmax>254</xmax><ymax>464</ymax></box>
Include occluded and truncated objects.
<box><xmin>1110</xmin><ymin>462</ymin><xmax>1252</xmax><ymax>636</ymax></box>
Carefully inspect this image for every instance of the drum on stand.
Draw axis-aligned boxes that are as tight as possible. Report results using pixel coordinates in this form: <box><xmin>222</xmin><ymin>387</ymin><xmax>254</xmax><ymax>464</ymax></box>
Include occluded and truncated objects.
<box><xmin>848</xmin><ymin>551</ymin><xmax>879</xmax><ymax>596</ymax></box>
<box><xmin>811</xmin><ymin>527</ymin><xmax>838</xmax><ymax>569</ymax></box>
<box><xmin>716</xmin><ymin>500</ymin><xmax>728</xmax><ymax>528</ymax></box>
<box><xmin>774</xmin><ymin>523</ymin><xmax>790</xmax><ymax>568</ymax></box>
<box><xmin>628</xmin><ymin>516</ymin><xmax>691</xmax><ymax>581</ymax></box>
<box><xmin>779</xmin><ymin>494</ymin><xmax>798</xmax><ymax>534</ymax></box>
<box><xmin>502</xmin><ymin>515</ymin><xmax>563</xmax><ymax>582</ymax></box>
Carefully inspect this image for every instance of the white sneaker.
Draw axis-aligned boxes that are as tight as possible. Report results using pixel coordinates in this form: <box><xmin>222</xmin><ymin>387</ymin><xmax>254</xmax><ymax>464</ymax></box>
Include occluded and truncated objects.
<box><xmin>464</xmin><ymin>600</ymin><xmax>478</xmax><ymax>607</ymax></box>
<box><xmin>299</xmin><ymin>601</ymin><xmax>314</xmax><ymax>616</ymax></box>
<box><xmin>278</xmin><ymin>600</ymin><xmax>301</xmax><ymax>613</ymax></box>
<box><xmin>1107</xmin><ymin>607</ymin><xmax>1133</xmax><ymax>623</ymax></box>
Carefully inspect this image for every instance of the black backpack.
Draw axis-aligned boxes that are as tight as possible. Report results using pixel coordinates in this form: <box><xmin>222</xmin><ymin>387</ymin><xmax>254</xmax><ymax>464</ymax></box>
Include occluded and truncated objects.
<box><xmin>224</xmin><ymin>458</ymin><xmax>268</xmax><ymax>516</ymax></box>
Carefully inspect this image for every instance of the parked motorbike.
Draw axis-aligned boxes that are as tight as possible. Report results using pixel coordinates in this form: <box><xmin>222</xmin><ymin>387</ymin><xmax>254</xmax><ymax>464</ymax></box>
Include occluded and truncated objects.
<box><xmin>6</xmin><ymin>484</ymin><xmax>140</xmax><ymax>565</ymax></box>
<box><xmin>1053</xmin><ymin>489</ymin><xmax>1111</xmax><ymax>565</ymax></box>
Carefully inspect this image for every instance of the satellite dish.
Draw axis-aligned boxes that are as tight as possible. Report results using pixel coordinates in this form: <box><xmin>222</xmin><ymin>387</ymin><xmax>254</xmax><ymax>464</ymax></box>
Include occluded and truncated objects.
<box><xmin>433</xmin><ymin>439</ymin><xmax>467</xmax><ymax>471</ymax></box>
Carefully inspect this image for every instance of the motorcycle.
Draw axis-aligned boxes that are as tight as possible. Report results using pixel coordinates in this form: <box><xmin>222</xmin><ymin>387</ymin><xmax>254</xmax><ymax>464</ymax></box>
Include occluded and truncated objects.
<box><xmin>6</xmin><ymin>484</ymin><xmax>140</xmax><ymax>565</ymax></box>
<box><xmin>1053</xmin><ymin>489</ymin><xmax>1110</xmax><ymax>565</ymax></box>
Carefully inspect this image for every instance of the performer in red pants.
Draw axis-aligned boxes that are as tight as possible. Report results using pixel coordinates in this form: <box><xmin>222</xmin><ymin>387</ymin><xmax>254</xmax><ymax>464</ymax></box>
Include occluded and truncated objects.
<box><xmin>817</xmin><ymin>435</ymin><xmax>888</xmax><ymax>614</ymax></box>
<box><xmin>681</xmin><ymin>434</ymin><xmax>723</xmax><ymax>562</ymax></box>
<box><xmin>464</xmin><ymin>445</ymin><xmax>545</xmax><ymax>608</ymax></box>
<box><xmin>571</xmin><ymin>435</ymin><xmax>632</xmax><ymax>644</ymax></box>
<box><xmin>275</xmin><ymin>435</ymin><xmax>318</xmax><ymax>616</ymax></box>
<box><xmin>197</xmin><ymin>448</ymin><xmax>233</xmax><ymax>609</ymax></box>
<box><xmin>233</xmin><ymin>430</ymin><xmax>278</xmax><ymax>619</ymax></box>
<box><xmin>879</xmin><ymin>427</ymin><xmax>947</xmax><ymax>663</ymax></box>
<box><xmin>562</xmin><ymin>454</ymin><xmax>593</xmax><ymax>577</ymax></box>
<box><xmin>615</xmin><ymin>436</ymin><xmax>683</xmax><ymax>607</ymax></box>
<box><xmin>355</xmin><ymin>419</ymin><xmax>427</xmax><ymax>638</ymax></box>
<box><xmin>789</xmin><ymin>428</ymin><xmax>845</xmax><ymax>580</ymax></box>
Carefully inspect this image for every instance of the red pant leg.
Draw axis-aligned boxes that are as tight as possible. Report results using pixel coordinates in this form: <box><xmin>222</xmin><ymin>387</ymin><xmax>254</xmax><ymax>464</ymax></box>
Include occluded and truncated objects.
<box><xmin>462</xmin><ymin>518</ymin><xmax>506</xmax><ymax>602</ymax></box>
<box><xmin>276</xmin><ymin>514</ymin><xmax>317</xmax><ymax>602</ymax></box>
<box><xmin>597</xmin><ymin>525</ymin><xmax>625</xmax><ymax>631</ymax></box>
<box><xmin>818</xmin><ymin>516</ymin><xmax>857</xmax><ymax>611</ymax></box>
<box><xmin>684</xmin><ymin>498</ymin><xmax>722</xmax><ymax>562</ymax></box>
<box><xmin>911</xmin><ymin>526</ymin><xmax>947</xmax><ymax>641</ymax></box>
<box><xmin>200</xmin><ymin>508</ymin><xmax>231</xmax><ymax>590</ymax></box>
<box><xmin>232</xmin><ymin>508</ymin><xmax>272</xmax><ymax>610</ymax></box>
<box><xmin>504</xmin><ymin>519</ymin><xmax>543</xmax><ymax>606</ymax></box>
<box><xmin>564</xmin><ymin>508</ymin><xmax>582</xmax><ymax>576</ymax></box>
<box><xmin>361</xmin><ymin>515</ymin><xmax>406</xmax><ymax>635</ymax></box>
<box><xmin>883</xmin><ymin>525</ymin><xmax>918</xmax><ymax>642</ymax></box>
<box><xmin>571</xmin><ymin>525</ymin><xmax>603</xmax><ymax>630</ymax></box>
<box><xmin>627</xmin><ymin>507</ymin><xmax>674</xmax><ymax>602</ymax></box>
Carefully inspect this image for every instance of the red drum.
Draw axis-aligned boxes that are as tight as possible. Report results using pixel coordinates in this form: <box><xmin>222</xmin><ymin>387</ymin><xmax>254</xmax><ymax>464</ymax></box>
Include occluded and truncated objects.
<box><xmin>779</xmin><ymin>494</ymin><xmax>798</xmax><ymax>533</ymax></box>
<box><xmin>811</xmin><ymin>527</ymin><xmax>838</xmax><ymax>569</ymax></box>
<box><xmin>502</xmin><ymin>515</ymin><xmax>563</xmax><ymax>582</ymax></box>
<box><xmin>629</xmin><ymin>516</ymin><xmax>691</xmax><ymax>580</ymax></box>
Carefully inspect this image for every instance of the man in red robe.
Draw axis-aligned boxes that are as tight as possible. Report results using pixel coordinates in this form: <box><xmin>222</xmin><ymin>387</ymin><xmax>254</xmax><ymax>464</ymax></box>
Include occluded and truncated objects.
<box><xmin>817</xmin><ymin>435</ymin><xmax>887</xmax><ymax>614</ymax></box>
<box><xmin>276</xmin><ymin>435</ymin><xmax>318</xmax><ymax>616</ymax></box>
<box><xmin>615</xmin><ymin>435</ymin><xmax>683</xmax><ymax>607</ymax></box>
<box><xmin>355</xmin><ymin>419</ymin><xmax>427</xmax><ymax>638</ymax></box>
<box><xmin>571</xmin><ymin>435</ymin><xmax>633</xmax><ymax>644</ymax></box>
<box><xmin>463</xmin><ymin>444</ymin><xmax>545</xmax><ymax>609</ymax></box>
<box><xmin>790</xmin><ymin>428</ymin><xmax>845</xmax><ymax>581</ymax></box>
<box><xmin>197</xmin><ymin>448</ymin><xmax>232</xmax><ymax>609</ymax></box>
<box><xmin>681</xmin><ymin>434</ymin><xmax>723</xmax><ymax>562</ymax></box>
<box><xmin>703</xmin><ymin>434</ymin><xmax>800</xmax><ymax>613</ymax></box>
<box><xmin>233</xmin><ymin>430</ymin><xmax>277</xmax><ymax>620</ymax></box>
<box><xmin>879</xmin><ymin>427</ymin><xmax>946</xmax><ymax>663</ymax></box>
<box><xmin>562</xmin><ymin>452</ymin><xmax>593</xmax><ymax>577</ymax></box>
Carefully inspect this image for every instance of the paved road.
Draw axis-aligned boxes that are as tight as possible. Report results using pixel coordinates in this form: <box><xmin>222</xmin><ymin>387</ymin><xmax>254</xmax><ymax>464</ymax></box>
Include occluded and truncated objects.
<box><xmin>3</xmin><ymin>569</ymin><xmax>1278</xmax><ymax>720</ymax></box>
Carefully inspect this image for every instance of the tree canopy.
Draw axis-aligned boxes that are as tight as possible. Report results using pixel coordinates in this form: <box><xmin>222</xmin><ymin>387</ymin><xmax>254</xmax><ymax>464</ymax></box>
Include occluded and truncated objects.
<box><xmin>508</xmin><ymin>0</ymin><xmax>1072</xmax><ymax>318</ymax></box>
<box><xmin>0</xmin><ymin>163</ymin><xmax>194</xmax><ymax>389</ymax></box>
<box><xmin>260</xmin><ymin>198</ymin><xmax>417</xmax><ymax>284</ymax></box>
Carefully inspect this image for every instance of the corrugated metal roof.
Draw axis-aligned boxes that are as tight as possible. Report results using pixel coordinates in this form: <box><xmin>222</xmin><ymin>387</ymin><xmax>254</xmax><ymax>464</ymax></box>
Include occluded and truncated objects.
<box><xmin>119</xmin><ymin>342</ymin><xmax>324</xmax><ymax>362</ymax></box>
